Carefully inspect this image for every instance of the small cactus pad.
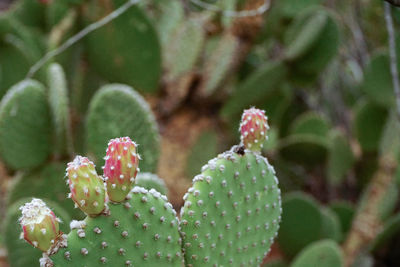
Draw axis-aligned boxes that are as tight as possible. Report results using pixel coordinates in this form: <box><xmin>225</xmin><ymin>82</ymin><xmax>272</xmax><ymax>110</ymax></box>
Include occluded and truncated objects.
<box><xmin>136</xmin><ymin>173</ymin><xmax>168</xmax><ymax>196</ymax></box>
<box><xmin>66</xmin><ymin>156</ymin><xmax>106</xmax><ymax>216</ymax></box>
<box><xmin>180</xmin><ymin>147</ymin><xmax>282</xmax><ymax>266</ymax></box>
<box><xmin>50</xmin><ymin>188</ymin><xmax>182</xmax><ymax>266</ymax></box>
<box><xmin>86</xmin><ymin>84</ymin><xmax>160</xmax><ymax>173</ymax></box>
<box><xmin>240</xmin><ymin>108</ymin><xmax>269</xmax><ymax>152</ymax></box>
<box><xmin>19</xmin><ymin>198</ymin><xmax>61</xmax><ymax>252</ymax></box>
<box><xmin>104</xmin><ymin>137</ymin><xmax>140</xmax><ymax>202</ymax></box>
<box><xmin>0</xmin><ymin>80</ymin><xmax>51</xmax><ymax>170</ymax></box>
<box><xmin>290</xmin><ymin>240</ymin><xmax>343</xmax><ymax>267</ymax></box>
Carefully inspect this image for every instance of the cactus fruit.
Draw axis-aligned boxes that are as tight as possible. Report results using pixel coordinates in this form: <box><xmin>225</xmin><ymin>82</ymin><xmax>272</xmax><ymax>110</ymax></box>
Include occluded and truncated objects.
<box><xmin>0</xmin><ymin>80</ymin><xmax>51</xmax><ymax>170</ymax></box>
<box><xmin>86</xmin><ymin>84</ymin><xmax>160</xmax><ymax>173</ymax></box>
<box><xmin>66</xmin><ymin>156</ymin><xmax>106</xmax><ymax>216</ymax></box>
<box><xmin>240</xmin><ymin>107</ymin><xmax>269</xmax><ymax>152</ymax></box>
<box><xmin>290</xmin><ymin>240</ymin><xmax>343</xmax><ymax>267</ymax></box>
<box><xmin>5</xmin><ymin>198</ymin><xmax>71</xmax><ymax>267</ymax></box>
<box><xmin>19</xmin><ymin>198</ymin><xmax>61</xmax><ymax>252</ymax></box>
<box><xmin>180</xmin><ymin>147</ymin><xmax>282</xmax><ymax>266</ymax></box>
<box><xmin>135</xmin><ymin>173</ymin><xmax>168</xmax><ymax>196</ymax></box>
<box><xmin>104</xmin><ymin>137</ymin><xmax>140</xmax><ymax>202</ymax></box>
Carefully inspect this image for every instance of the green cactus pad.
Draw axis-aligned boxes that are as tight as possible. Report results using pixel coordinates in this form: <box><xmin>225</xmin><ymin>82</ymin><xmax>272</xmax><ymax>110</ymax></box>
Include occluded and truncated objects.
<box><xmin>136</xmin><ymin>173</ymin><xmax>168</xmax><ymax>196</ymax></box>
<box><xmin>4</xmin><ymin>198</ymin><xmax>70</xmax><ymax>267</ymax></box>
<box><xmin>186</xmin><ymin>130</ymin><xmax>219</xmax><ymax>180</ymax></box>
<box><xmin>353</xmin><ymin>99</ymin><xmax>388</xmax><ymax>152</ymax></box>
<box><xmin>83</xmin><ymin>0</ymin><xmax>161</xmax><ymax>93</ymax></box>
<box><xmin>50</xmin><ymin>188</ymin><xmax>182</xmax><ymax>266</ymax></box>
<box><xmin>278</xmin><ymin>135</ymin><xmax>329</xmax><ymax>166</ymax></box>
<box><xmin>278</xmin><ymin>0</ymin><xmax>322</xmax><ymax>19</ymax></box>
<box><xmin>164</xmin><ymin>17</ymin><xmax>205</xmax><ymax>80</ymax></box>
<box><xmin>284</xmin><ymin>7</ymin><xmax>339</xmax><ymax>75</ymax></box>
<box><xmin>370</xmin><ymin>213</ymin><xmax>400</xmax><ymax>251</ymax></box>
<box><xmin>86</xmin><ymin>84</ymin><xmax>160</xmax><ymax>173</ymax></box>
<box><xmin>290</xmin><ymin>240</ymin><xmax>343</xmax><ymax>267</ymax></box>
<box><xmin>289</xmin><ymin>112</ymin><xmax>330</xmax><ymax>138</ymax></box>
<box><xmin>327</xmin><ymin>131</ymin><xmax>355</xmax><ymax>186</ymax></box>
<box><xmin>7</xmin><ymin>162</ymin><xmax>82</xmax><ymax>219</ymax></box>
<box><xmin>47</xmin><ymin>63</ymin><xmax>72</xmax><ymax>157</ymax></box>
<box><xmin>319</xmin><ymin>207</ymin><xmax>342</xmax><ymax>242</ymax></box>
<box><xmin>329</xmin><ymin>201</ymin><xmax>355</xmax><ymax>237</ymax></box>
<box><xmin>221</xmin><ymin>61</ymin><xmax>288</xmax><ymax>119</ymax></box>
<box><xmin>180</xmin><ymin>147</ymin><xmax>282</xmax><ymax>266</ymax></box>
<box><xmin>0</xmin><ymin>80</ymin><xmax>52</xmax><ymax>170</ymax></box>
<box><xmin>278</xmin><ymin>192</ymin><xmax>323</xmax><ymax>258</ymax></box>
<box><xmin>361</xmin><ymin>52</ymin><xmax>396</xmax><ymax>108</ymax></box>
<box><xmin>199</xmin><ymin>32</ymin><xmax>238</xmax><ymax>97</ymax></box>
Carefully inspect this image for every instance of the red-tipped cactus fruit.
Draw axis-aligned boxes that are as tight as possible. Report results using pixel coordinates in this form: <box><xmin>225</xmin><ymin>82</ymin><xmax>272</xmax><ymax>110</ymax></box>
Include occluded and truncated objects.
<box><xmin>19</xmin><ymin>198</ymin><xmax>61</xmax><ymax>252</ymax></box>
<box><xmin>103</xmin><ymin>137</ymin><xmax>140</xmax><ymax>202</ymax></box>
<box><xmin>66</xmin><ymin>156</ymin><xmax>106</xmax><ymax>216</ymax></box>
<box><xmin>239</xmin><ymin>107</ymin><xmax>269</xmax><ymax>152</ymax></box>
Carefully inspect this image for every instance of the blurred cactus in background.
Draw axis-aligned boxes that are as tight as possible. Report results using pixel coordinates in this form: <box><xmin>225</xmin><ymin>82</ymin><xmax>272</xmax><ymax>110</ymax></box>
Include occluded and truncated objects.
<box><xmin>0</xmin><ymin>0</ymin><xmax>399</xmax><ymax>266</ymax></box>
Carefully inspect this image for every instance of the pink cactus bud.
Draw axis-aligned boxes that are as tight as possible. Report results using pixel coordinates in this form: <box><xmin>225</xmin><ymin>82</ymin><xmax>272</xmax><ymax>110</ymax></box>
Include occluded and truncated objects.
<box><xmin>103</xmin><ymin>137</ymin><xmax>140</xmax><ymax>202</ymax></box>
<box><xmin>66</xmin><ymin>156</ymin><xmax>106</xmax><ymax>216</ymax></box>
<box><xmin>239</xmin><ymin>108</ymin><xmax>269</xmax><ymax>152</ymax></box>
<box><xmin>19</xmin><ymin>198</ymin><xmax>61</xmax><ymax>252</ymax></box>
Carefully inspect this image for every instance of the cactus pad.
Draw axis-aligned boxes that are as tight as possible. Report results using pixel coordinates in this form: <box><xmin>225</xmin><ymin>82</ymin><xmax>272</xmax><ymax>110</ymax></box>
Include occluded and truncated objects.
<box><xmin>86</xmin><ymin>84</ymin><xmax>160</xmax><ymax>173</ymax></box>
<box><xmin>50</xmin><ymin>188</ymin><xmax>182</xmax><ymax>266</ymax></box>
<box><xmin>290</xmin><ymin>240</ymin><xmax>343</xmax><ymax>267</ymax></box>
<box><xmin>0</xmin><ymin>80</ymin><xmax>51</xmax><ymax>170</ymax></box>
<box><xmin>180</xmin><ymin>147</ymin><xmax>282</xmax><ymax>266</ymax></box>
<box><xmin>136</xmin><ymin>173</ymin><xmax>168</xmax><ymax>196</ymax></box>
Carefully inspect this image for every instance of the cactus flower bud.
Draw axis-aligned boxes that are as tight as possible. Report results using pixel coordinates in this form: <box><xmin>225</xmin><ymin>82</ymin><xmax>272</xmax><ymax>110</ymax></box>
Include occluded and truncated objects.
<box><xmin>19</xmin><ymin>198</ymin><xmax>61</xmax><ymax>252</ymax></box>
<box><xmin>103</xmin><ymin>137</ymin><xmax>140</xmax><ymax>202</ymax></box>
<box><xmin>239</xmin><ymin>107</ymin><xmax>269</xmax><ymax>152</ymax></box>
<box><xmin>66</xmin><ymin>156</ymin><xmax>106</xmax><ymax>216</ymax></box>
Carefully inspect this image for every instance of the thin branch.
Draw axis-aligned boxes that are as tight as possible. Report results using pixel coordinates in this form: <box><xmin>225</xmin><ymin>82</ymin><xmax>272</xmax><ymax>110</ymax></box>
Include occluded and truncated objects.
<box><xmin>189</xmin><ymin>0</ymin><xmax>270</xmax><ymax>17</ymax></box>
<box><xmin>26</xmin><ymin>0</ymin><xmax>141</xmax><ymax>79</ymax></box>
<box><xmin>384</xmin><ymin>1</ymin><xmax>400</xmax><ymax>120</ymax></box>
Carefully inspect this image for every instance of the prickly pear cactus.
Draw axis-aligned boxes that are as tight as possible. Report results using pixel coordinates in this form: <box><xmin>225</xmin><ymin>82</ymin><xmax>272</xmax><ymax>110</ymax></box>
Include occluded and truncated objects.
<box><xmin>136</xmin><ymin>172</ymin><xmax>168</xmax><ymax>196</ymax></box>
<box><xmin>180</xmin><ymin>108</ymin><xmax>282</xmax><ymax>266</ymax></box>
<box><xmin>50</xmin><ymin>188</ymin><xmax>182</xmax><ymax>266</ymax></box>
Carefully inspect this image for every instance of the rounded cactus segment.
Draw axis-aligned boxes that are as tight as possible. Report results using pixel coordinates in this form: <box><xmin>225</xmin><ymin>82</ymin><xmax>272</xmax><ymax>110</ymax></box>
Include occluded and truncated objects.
<box><xmin>66</xmin><ymin>156</ymin><xmax>106</xmax><ymax>216</ymax></box>
<box><xmin>136</xmin><ymin>173</ymin><xmax>168</xmax><ymax>196</ymax></box>
<box><xmin>180</xmin><ymin>147</ymin><xmax>282</xmax><ymax>266</ymax></box>
<box><xmin>290</xmin><ymin>240</ymin><xmax>343</xmax><ymax>267</ymax></box>
<box><xmin>86</xmin><ymin>84</ymin><xmax>160</xmax><ymax>173</ymax></box>
<box><xmin>104</xmin><ymin>137</ymin><xmax>140</xmax><ymax>202</ymax></box>
<box><xmin>0</xmin><ymin>80</ymin><xmax>52</xmax><ymax>170</ymax></box>
<box><xmin>19</xmin><ymin>198</ymin><xmax>61</xmax><ymax>252</ymax></box>
<box><xmin>50</xmin><ymin>188</ymin><xmax>182</xmax><ymax>266</ymax></box>
<box><xmin>83</xmin><ymin>0</ymin><xmax>161</xmax><ymax>93</ymax></box>
<box><xmin>240</xmin><ymin>108</ymin><xmax>269</xmax><ymax>152</ymax></box>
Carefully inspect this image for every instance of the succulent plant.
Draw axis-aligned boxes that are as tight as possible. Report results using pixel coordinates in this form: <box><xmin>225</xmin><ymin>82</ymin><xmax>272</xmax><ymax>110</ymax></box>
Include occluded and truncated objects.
<box><xmin>17</xmin><ymin>108</ymin><xmax>282</xmax><ymax>266</ymax></box>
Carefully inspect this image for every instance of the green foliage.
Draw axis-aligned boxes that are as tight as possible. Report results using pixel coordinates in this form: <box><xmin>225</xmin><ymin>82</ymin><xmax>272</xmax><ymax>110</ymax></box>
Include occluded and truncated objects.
<box><xmin>327</xmin><ymin>130</ymin><xmax>355</xmax><ymax>186</ymax></box>
<box><xmin>47</xmin><ymin>63</ymin><xmax>71</xmax><ymax>157</ymax></box>
<box><xmin>290</xmin><ymin>240</ymin><xmax>343</xmax><ymax>267</ymax></box>
<box><xmin>0</xmin><ymin>80</ymin><xmax>51</xmax><ymax>170</ymax></box>
<box><xmin>319</xmin><ymin>207</ymin><xmax>342</xmax><ymax>242</ymax></box>
<box><xmin>180</xmin><ymin>148</ymin><xmax>282</xmax><ymax>266</ymax></box>
<box><xmin>7</xmin><ymin>162</ymin><xmax>81</xmax><ymax>218</ymax></box>
<box><xmin>186</xmin><ymin>130</ymin><xmax>219</xmax><ymax>179</ymax></box>
<box><xmin>83</xmin><ymin>0</ymin><xmax>161</xmax><ymax>93</ymax></box>
<box><xmin>222</xmin><ymin>61</ymin><xmax>289</xmax><ymax>118</ymax></box>
<box><xmin>4</xmin><ymin>198</ymin><xmax>70</xmax><ymax>267</ymax></box>
<box><xmin>135</xmin><ymin>173</ymin><xmax>168</xmax><ymax>196</ymax></box>
<box><xmin>361</xmin><ymin>52</ymin><xmax>396</xmax><ymax>108</ymax></box>
<box><xmin>329</xmin><ymin>201</ymin><xmax>355</xmax><ymax>237</ymax></box>
<box><xmin>278</xmin><ymin>192</ymin><xmax>323</xmax><ymax>258</ymax></box>
<box><xmin>354</xmin><ymin>99</ymin><xmax>388</xmax><ymax>152</ymax></box>
<box><xmin>86</xmin><ymin>84</ymin><xmax>160</xmax><ymax>172</ymax></box>
<box><xmin>51</xmin><ymin>188</ymin><xmax>182</xmax><ymax>265</ymax></box>
<box><xmin>289</xmin><ymin>112</ymin><xmax>330</xmax><ymax>137</ymax></box>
